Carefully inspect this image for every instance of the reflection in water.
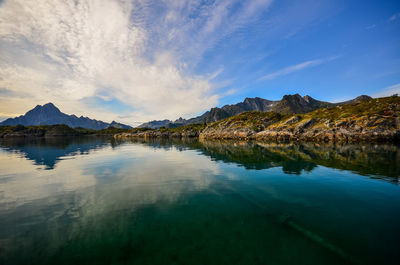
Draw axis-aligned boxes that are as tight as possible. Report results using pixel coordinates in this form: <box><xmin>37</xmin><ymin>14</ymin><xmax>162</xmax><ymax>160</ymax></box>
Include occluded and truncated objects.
<box><xmin>2</xmin><ymin>137</ymin><xmax>398</xmax><ymax>183</ymax></box>
<box><xmin>200</xmin><ymin>140</ymin><xmax>400</xmax><ymax>183</ymax></box>
<box><xmin>0</xmin><ymin>137</ymin><xmax>110</xmax><ymax>169</ymax></box>
<box><xmin>0</xmin><ymin>137</ymin><xmax>399</xmax><ymax>265</ymax></box>
<box><xmin>121</xmin><ymin>138</ymin><xmax>400</xmax><ymax>184</ymax></box>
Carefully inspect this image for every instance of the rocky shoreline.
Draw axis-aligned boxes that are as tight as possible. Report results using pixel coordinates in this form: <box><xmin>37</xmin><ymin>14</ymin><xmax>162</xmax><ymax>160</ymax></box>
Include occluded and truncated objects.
<box><xmin>114</xmin><ymin>126</ymin><xmax>400</xmax><ymax>143</ymax></box>
<box><xmin>115</xmin><ymin>96</ymin><xmax>400</xmax><ymax>143</ymax></box>
<box><xmin>199</xmin><ymin>117</ymin><xmax>400</xmax><ymax>142</ymax></box>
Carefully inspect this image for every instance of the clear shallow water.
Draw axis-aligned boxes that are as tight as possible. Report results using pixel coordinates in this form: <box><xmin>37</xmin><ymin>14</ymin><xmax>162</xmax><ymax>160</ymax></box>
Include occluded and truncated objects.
<box><xmin>0</xmin><ymin>137</ymin><xmax>399</xmax><ymax>265</ymax></box>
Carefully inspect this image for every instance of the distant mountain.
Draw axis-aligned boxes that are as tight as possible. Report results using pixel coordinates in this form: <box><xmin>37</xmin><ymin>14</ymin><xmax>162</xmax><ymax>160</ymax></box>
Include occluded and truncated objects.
<box><xmin>336</xmin><ymin>95</ymin><xmax>372</xmax><ymax>105</ymax></box>
<box><xmin>108</xmin><ymin>121</ymin><xmax>132</xmax><ymax>129</ymax></box>
<box><xmin>138</xmin><ymin>94</ymin><xmax>372</xmax><ymax>129</ymax></box>
<box><xmin>138</xmin><ymin>119</ymin><xmax>172</xmax><ymax>129</ymax></box>
<box><xmin>0</xmin><ymin>103</ymin><xmax>132</xmax><ymax>130</ymax></box>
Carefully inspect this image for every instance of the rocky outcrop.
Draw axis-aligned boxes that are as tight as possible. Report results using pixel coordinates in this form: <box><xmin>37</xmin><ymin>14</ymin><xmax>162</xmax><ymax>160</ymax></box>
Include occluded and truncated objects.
<box><xmin>116</xmin><ymin>130</ymin><xmax>200</xmax><ymax>139</ymax></box>
<box><xmin>199</xmin><ymin>116</ymin><xmax>400</xmax><ymax>142</ymax></box>
<box><xmin>117</xmin><ymin>96</ymin><xmax>400</xmax><ymax>143</ymax></box>
<box><xmin>199</xmin><ymin>96</ymin><xmax>400</xmax><ymax>142</ymax></box>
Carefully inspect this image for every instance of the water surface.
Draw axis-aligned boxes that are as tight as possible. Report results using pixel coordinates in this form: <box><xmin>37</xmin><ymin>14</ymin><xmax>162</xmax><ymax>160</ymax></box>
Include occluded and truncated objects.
<box><xmin>0</xmin><ymin>137</ymin><xmax>399</xmax><ymax>265</ymax></box>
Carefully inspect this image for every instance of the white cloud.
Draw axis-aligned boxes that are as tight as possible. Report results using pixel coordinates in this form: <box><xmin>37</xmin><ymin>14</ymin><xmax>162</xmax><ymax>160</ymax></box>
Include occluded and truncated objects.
<box><xmin>259</xmin><ymin>56</ymin><xmax>339</xmax><ymax>80</ymax></box>
<box><xmin>373</xmin><ymin>83</ymin><xmax>400</xmax><ymax>98</ymax></box>
<box><xmin>0</xmin><ymin>0</ymin><xmax>273</xmax><ymax>125</ymax></box>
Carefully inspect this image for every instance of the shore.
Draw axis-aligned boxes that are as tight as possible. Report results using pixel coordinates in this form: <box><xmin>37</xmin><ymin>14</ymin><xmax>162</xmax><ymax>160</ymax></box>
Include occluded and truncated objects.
<box><xmin>114</xmin><ymin>127</ymin><xmax>400</xmax><ymax>142</ymax></box>
<box><xmin>2</xmin><ymin>96</ymin><xmax>399</xmax><ymax>143</ymax></box>
<box><xmin>116</xmin><ymin>96</ymin><xmax>400</xmax><ymax>143</ymax></box>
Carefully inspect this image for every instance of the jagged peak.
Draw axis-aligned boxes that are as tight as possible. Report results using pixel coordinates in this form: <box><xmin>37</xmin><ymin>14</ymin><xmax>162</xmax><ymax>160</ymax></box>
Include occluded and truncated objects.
<box><xmin>243</xmin><ymin>96</ymin><xmax>272</xmax><ymax>104</ymax></box>
<box><xmin>30</xmin><ymin>102</ymin><xmax>61</xmax><ymax>112</ymax></box>
<box><xmin>26</xmin><ymin>102</ymin><xmax>60</xmax><ymax>115</ymax></box>
<box><xmin>174</xmin><ymin>117</ymin><xmax>186</xmax><ymax>123</ymax></box>
<box><xmin>43</xmin><ymin>102</ymin><xmax>56</xmax><ymax>107</ymax></box>
<box><xmin>282</xmin><ymin>93</ymin><xmax>303</xmax><ymax>101</ymax></box>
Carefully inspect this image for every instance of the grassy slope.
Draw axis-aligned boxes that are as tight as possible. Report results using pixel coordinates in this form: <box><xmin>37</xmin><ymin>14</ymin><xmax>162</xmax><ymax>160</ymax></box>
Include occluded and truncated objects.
<box><xmin>204</xmin><ymin>95</ymin><xmax>400</xmax><ymax>133</ymax></box>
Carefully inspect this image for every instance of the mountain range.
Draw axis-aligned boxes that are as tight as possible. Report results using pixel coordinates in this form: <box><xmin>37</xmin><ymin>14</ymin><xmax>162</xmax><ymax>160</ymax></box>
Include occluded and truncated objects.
<box><xmin>138</xmin><ymin>94</ymin><xmax>372</xmax><ymax>129</ymax></box>
<box><xmin>0</xmin><ymin>103</ymin><xmax>132</xmax><ymax>130</ymax></box>
<box><xmin>0</xmin><ymin>94</ymin><xmax>372</xmax><ymax>130</ymax></box>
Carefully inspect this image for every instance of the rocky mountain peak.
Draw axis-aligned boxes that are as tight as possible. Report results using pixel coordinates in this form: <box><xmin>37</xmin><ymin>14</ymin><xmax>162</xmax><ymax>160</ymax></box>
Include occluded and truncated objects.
<box><xmin>354</xmin><ymin>95</ymin><xmax>372</xmax><ymax>101</ymax></box>
<box><xmin>0</xmin><ymin>103</ymin><xmax>131</xmax><ymax>130</ymax></box>
<box><xmin>303</xmin><ymin>95</ymin><xmax>314</xmax><ymax>102</ymax></box>
<box><xmin>137</xmin><ymin>94</ymin><xmax>373</xmax><ymax>128</ymax></box>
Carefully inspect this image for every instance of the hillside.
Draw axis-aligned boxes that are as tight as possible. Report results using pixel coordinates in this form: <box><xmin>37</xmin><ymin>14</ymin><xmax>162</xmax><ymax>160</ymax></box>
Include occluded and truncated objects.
<box><xmin>0</xmin><ymin>103</ymin><xmax>132</xmax><ymax>130</ymax></box>
<box><xmin>118</xmin><ymin>95</ymin><xmax>400</xmax><ymax>142</ymax></box>
<box><xmin>138</xmin><ymin>94</ymin><xmax>371</xmax><ymax>129</ymax></box>
<box><xmin>200</xmin><ymin>95</ymin><xmax>400</xmax><ymax>142</ymax></box>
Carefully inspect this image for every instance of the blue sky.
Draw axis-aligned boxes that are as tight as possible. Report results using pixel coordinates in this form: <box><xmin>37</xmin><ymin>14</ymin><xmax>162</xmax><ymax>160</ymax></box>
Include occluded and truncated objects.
<box><xmin>0</xmin><ymin>0</ymin><xmax>399</xmax><ymax>125</ymax></box>
<box><xmin>199</xmin><ymin>0</ymin><xmax>400</xmax><ymax>105</ymax></box>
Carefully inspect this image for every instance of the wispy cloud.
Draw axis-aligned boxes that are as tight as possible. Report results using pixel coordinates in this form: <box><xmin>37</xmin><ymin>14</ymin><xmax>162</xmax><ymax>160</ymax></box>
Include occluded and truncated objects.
<box><xmin>0</xmin><ymin>0</ymin><xmax>273</xmax><ymax>124</ymax></box>
<box><xmin>373</xmin><ymin>83</ymin><xmax>400</xmax><ymax>98</ymax></box>
<box><xmin>259</xmin><ymin>56</ymin><xmax>339</xmax><ymax>81</ymax></box>
<box><xmin>365</xmin><ymin>24</ymin><xmax>376</xmax><ymax>30</ymax></box>
<box><xmin>389</xmin><ymin>12</ymin><xmax>400</xmax><ymax>22</ymax></box>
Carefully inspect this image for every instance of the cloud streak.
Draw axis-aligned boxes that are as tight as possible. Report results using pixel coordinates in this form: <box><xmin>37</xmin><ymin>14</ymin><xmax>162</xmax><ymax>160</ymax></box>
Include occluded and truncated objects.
<box><xmin>373</xmin><ymin>83</ymin><xmax>400</xmax><ymax>98</ymax></box>
<box><xmin>259</xmin><ymin>56</ymin><xmax>339</xmax><ymax>81</ymax></box>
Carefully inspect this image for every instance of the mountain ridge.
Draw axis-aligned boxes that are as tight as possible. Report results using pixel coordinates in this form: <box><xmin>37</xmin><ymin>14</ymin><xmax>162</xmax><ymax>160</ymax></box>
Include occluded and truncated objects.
<box><xmin>138</xmin><ymin>94</ymin><xmax>372</xmax><ymax>129</ymax></box>
<box><xmin>0</xmin><ymin>103</ymin><xmax>132</xmax><ymax>130</ymax></box>
<box><xmin>116</xmin><ymin>95</ymin><xmax>400</xmax><ymax>143</ymax></box>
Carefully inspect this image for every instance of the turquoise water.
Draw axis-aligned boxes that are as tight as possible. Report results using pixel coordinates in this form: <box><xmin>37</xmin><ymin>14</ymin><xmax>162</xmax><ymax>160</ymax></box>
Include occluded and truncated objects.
<box><xmin>0</xmin><ymin>137</ymin><xmax>399</xmax><ymax>265</ymax></box>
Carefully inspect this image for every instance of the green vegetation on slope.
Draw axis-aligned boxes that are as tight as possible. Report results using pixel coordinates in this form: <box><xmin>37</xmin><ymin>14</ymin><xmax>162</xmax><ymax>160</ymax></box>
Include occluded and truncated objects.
<box><xmin>208</xmin><ymin>95</ymin><xmax>398</xmax><ymax>129</ymax></box>
<box><xmin>200</xmin><ymin>95</ymin><xmax>400</xmax><ymax>142</ymax></box>
<box><xmin>0</xmin><ymin>124</ymin><xmax>135</xmax><ymax>138</ymax></box>
<box><xmin>206</xmin><ymin>111</ymin><xmax>289</xmax><ymax>132</ymax></box>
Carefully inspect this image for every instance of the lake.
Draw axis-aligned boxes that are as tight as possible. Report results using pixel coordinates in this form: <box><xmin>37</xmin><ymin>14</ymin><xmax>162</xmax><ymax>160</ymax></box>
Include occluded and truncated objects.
<box><xmin>0</xmin><ymin>137</ymin><xmax>399</xmax><ymax>265</ymax></box>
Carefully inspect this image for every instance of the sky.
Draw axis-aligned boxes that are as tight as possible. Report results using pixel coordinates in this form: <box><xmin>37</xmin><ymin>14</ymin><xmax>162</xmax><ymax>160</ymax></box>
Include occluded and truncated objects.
<box><xmin>0</xmin><ymin>0</ymin><xmax>399</xmax><ymax>126</ymax></box>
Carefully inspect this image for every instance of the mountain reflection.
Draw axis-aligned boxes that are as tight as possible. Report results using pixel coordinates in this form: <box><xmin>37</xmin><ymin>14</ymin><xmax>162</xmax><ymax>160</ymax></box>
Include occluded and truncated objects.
<box><xmin>0</xmin><ymin>137</ymin><xmax>399</xmax><ymax>183</ymax></box>
<box><xmin>1</xmin><ymin>137</ymin><xmax>400</xmax><ymax>265</ymax></box>
<box><xmin>0</xmin><ymin>137</ymin><xmax>110</xmax><ymax>169</ymax></box>
<box><xmin>123</xmin><ymin>138</ymin><xmax>400</xmax><ymax>184</ymax></box>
